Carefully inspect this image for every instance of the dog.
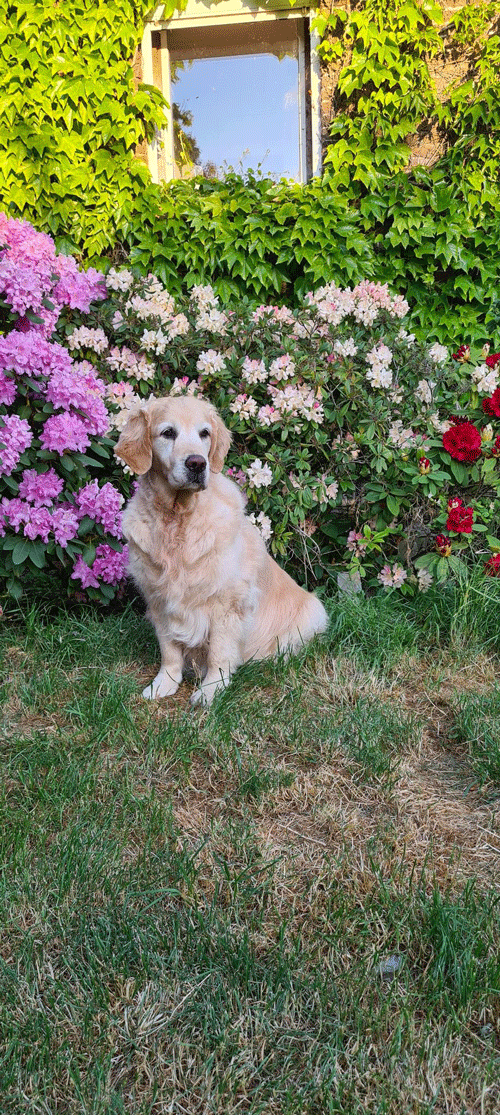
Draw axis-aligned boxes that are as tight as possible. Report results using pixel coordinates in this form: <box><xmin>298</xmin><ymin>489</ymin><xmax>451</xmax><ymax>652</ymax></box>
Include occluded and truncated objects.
<box><xmin>115</xmin><ymin>394</ymin><xmax>328</xmax><ymax>705</ymax></box>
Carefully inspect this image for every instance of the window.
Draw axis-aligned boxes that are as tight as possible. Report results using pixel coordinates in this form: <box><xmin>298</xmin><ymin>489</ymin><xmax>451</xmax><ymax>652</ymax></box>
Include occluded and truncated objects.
<box><xmin>142</xmin><ymin>1</ymin><xmax>321</xmax><ymax>183</ymax></box>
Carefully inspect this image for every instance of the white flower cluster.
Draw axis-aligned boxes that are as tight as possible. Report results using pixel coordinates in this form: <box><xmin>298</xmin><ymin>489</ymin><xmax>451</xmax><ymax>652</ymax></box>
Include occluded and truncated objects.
<box><xmin>106</xmin><ymin>346</ymin><xmax>156</xmax><ymax>382</ymax></box>
<box><xmin>170</xmin><ymin>376</ymin><xmax>198</xmax><ymax>396</ymax></box>
<box><xmin>106</xmin><ymin>267</ymin><xmax>134</xmax><ymax>293</ymax></box>
<box><xmin>417</xmin><ymin>569</ymin><xmax>433</xmax><ymax>592</ymax></box>
<box><xmin>196</xmin><ymin>349</ymin><xmax>227</xmax><ymax>376</ymax></box>
<box><xmin>141</xmin><ymin>328</ymin><xmax>169</xmax><ymax>355</ymax></box>
<box><xmin>190</xmin><ymin>284</ymin><xmax>218</xmax><ymax>310</ymax></box>
<box><xmin>307</xmin><ymin>280</ymin><xmax>409</xmax><ymax>329</ymax></box>
<box><xmin>366</xmin><ymin>344</ymin><xmax>393</xmax><ymax>389</ymax></box>
<box><xmin>415</xmin><ymin>378</ymin><xmax>435</xmax><ymax>406</ymax></box>
<box><xmin>140</xmin><ymin>314</ymin><xmax>190</xmax><ymax>354</ymax></box>
<box><xmin>246</xmin><ymin>459</ymin><xmax>273</xmax><ymax>489</ymax></box>
<box><xmin>267</xmin><ymin>383</ymin><xmax>324</xmax><ymax>424</ymax></box>
<box><xmin>229</xmin><ymin>393</ymin><xmax>258</xmax><ymax>419</ymax></box>
<box><xmin>471</xmin><ymin>362</ymin><xmax>499</xmax><ymax>395</ymax></box>
<box><xmin>106</xmin><ymin>383</ymin><xmax>142</xmax><ymax>432</ymax></box>
<box><xmin>269</xmin><ymin>354</ymin><xmax>296</xmax><ymax>381</ymax></box>
<box><xmin>378</xmin><ymin>563</ymin><xmax>407</xmax><ymax>588</ymax></box>
<box><xmin>195</xmin><ymin>307</ymin><xmax>228</xmax><ymax>334</ymax></box>
<box><xmin>248</xmin><ymin>510</ymin><xmax>273</xmax><ymax>542</ymax></box>
<box><xmin>312</xmin><ymin>476</ymin><xmax>339</xmax><ymax>505</ymax></box>
<box><xmin>333</xmin><ymin>337</ymin><xmax>358</xmax><ymax>358</ymax></box>
<box><xmin>428</xmin><ymin>342</ymin><xmax>448</xmax><ymax>365</ymax></box>
<box><xmin>396</xmin><ymin>328</ymin><xmax>416</xmax><ymax>346</ymax></box>
<box><xmin>388</xmin><ymin>420</ymin><xmax>416</xmax><ymax>449</ymax></box>
<box><xmin>242</xmin><ymin>356</ymin><xmax>267</xmax><ymax>384</ymax></box>
<box><xmin>429</xmin><ymin>412</ymin><xmax>453</xmax><ymax>434</ymax></box>
<box><xmin>125</xmin><ymin>291</ymin><xmax>175</xmax><ymax>325</ymax></box>
<box><xmin>67</xmin><ymin>326</ymin><xmax>108</xmax><ymax>354</ymax></box>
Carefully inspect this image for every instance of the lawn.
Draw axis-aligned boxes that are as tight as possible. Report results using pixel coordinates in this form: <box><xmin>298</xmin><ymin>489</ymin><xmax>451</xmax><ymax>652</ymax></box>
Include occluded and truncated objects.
<box><xmin>1</xmin><ymin>579</ymin><xmax>499</xmax><ymax>1114</ymax></box>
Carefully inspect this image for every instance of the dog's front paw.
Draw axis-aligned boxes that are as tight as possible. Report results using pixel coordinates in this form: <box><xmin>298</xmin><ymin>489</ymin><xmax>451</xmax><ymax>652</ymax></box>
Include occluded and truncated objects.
<box><xmin>142</xmin><ymin>671</ymin><xmax>180</xmax><ymax>700</ymax></box>
<box><xmin>189</xmin><ymin>687</ymin><xmax>210</xmax><ymax>708</ymax></box>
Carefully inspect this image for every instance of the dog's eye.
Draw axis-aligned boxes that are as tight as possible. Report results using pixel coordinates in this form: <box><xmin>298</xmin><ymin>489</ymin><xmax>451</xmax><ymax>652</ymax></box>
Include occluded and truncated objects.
<box><xmin>160</xmin><ymin>427</ymin><xmax>176</xmax><ymax>439</ymax></box>
<box><xmin>199</xmin><ymin>428</ymin><xmax>211</xmax><ymax>439</ymax></box>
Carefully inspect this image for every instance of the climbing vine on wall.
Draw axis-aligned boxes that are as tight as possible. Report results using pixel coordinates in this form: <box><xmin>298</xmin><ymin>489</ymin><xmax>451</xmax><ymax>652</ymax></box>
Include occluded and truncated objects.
<box><xmin>0</xmin><ymin>1</ymin><xmax>175</xmax><ymax>258</ymax></box>
<box><xmin>0</xmin><ymin>0</ymin><xmax>499</xmax><ymax>342</ymax></box>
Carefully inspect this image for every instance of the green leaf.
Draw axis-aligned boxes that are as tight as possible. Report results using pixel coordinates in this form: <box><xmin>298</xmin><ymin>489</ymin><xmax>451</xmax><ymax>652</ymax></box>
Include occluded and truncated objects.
<box><xmin>386</xmin><ymin>494</ymin><xmax>401</xmax><ymax>516</ymax></box>
<box><xmin>12</xmin><ymin>540</ymin><xmax>30</xmax><ymax>565</ymax></box>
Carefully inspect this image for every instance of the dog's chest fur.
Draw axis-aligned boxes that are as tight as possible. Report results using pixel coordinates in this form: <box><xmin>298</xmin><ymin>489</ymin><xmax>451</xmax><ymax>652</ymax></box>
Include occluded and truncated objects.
<box><xmin>123</xmin><ymin>481</ymin><xmax>251</xmax><ymax>625</ymax></box>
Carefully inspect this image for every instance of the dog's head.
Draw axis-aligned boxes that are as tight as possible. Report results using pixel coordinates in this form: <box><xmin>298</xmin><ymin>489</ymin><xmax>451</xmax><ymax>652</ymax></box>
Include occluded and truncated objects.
<box><xmin>114</xmin><ymin>395</ymin><xmax>232</xmax><ymax>491</ymax></box>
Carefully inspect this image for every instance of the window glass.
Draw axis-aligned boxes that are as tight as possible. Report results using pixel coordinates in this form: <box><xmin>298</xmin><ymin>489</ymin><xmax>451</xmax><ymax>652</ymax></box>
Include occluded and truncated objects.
<box><xmin>168</xmin><ymin>21</ymin><xmax>301</xmax><ymax>180</ymax></box>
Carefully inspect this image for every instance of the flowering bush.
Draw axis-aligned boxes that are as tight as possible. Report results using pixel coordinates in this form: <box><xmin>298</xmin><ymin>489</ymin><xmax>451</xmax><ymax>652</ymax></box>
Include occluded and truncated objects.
<box><xmin>1</xmin><ymin>212</ymin><xmax>500</xmax><ymax>605</ymax></box>
<box><xmin>0</xmin><ymin>216</ymin><xmax>129</xmax><ymax>602</ymax></box>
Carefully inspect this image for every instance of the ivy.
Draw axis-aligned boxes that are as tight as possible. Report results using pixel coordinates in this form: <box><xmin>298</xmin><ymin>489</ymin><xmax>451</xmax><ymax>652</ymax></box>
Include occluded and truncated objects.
<box><xmin>0</xmin><ymin>0</ymin><xmax>499</xmax><ymax>346</ymax></box>
<box><xmin>0</xmin><ymin>0</ymin><xmax>170</xmax><ymax>259</ymax></box>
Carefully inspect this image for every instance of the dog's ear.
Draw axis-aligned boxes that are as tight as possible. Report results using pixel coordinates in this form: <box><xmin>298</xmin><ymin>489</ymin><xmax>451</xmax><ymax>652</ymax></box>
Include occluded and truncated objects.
<box><xmin>114</xmin><ymin>408</ymin><xmax>152</xmax><ymax>474</ymax></box>
<box><xmin>208</xmin><ymin>409</ymin><xmax>232</xmax><ymax>473</ymax></box>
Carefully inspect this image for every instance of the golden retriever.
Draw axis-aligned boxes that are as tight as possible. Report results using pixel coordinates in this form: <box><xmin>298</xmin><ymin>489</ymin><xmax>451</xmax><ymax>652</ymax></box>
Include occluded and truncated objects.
<box><xmin>115</xmin><ymin>394</ymin><xmax>328</xmax><ymax>705</ymax></box>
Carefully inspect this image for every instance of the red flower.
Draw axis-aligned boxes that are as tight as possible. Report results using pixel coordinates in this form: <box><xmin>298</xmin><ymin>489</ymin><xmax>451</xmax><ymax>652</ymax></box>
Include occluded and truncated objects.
<box><xmin>485</xmin><ymin>553</ymin><xmax>500</xmax><ymax>576</ymax></box>
<box><xmin>452</xmin><ymin>344</ymin><xmax>470</xmax><ymax>363</ymax></box>
<box><xmin>492</xmin><ymin>436</ymin><xmax>500</xmax><ymax>457</ymax></box>
<box><xmin>435</xmin><ymin>534</ymin><xmax>452</xmax><ymax>557</ymax></box>
<box><xmin>485</xmin><ymin>353</ymin><xmax>500</xmax><ymax>369</ymax></box>
<box><xmin>446</xmin><ymin>498</ymin><xmax>474</xmax><ymax>533</ymax></box>
<box><xmin>442</xmin><ymin>421</ymin><xmax>482</xmax><ymax>462</ymax></box>
<box><xmin>419</xmin><ymin>457</ymin><xmax>431</xmax><ymax>474</ymax></box>
<box><xmin>482</xmin><ymin>388</ymin><xmax>500</xmax><ymax>418</ymax></box>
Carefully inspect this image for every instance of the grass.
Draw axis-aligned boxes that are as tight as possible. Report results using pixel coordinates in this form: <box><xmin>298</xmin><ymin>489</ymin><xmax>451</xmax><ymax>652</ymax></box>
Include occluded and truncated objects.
<box><xmin>1</xmin><ymin>579</ymin><xmax>500</xmax><ymax>1114</ymax></box>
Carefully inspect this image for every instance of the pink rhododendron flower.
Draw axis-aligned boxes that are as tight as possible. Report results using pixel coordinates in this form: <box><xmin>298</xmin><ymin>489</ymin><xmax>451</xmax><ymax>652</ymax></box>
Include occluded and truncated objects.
<box><xmin>0</xmin><ymin>332</ymin><xmax>73</xmax><ymax>378</ymax></box>
<box><xmin>0</xmin><ymin>213</ymin><xmax>105</xmax><ymax>335</ymax></box>
<box><xmin>0</xmin><ymin>371</ymin><xmax>16</xmax><ymax>406</ymax></box>
<box><xmin>18</xmin><ymin>468</ymin><xmax>64</xmax><ymax>506</ymax></box>
<box><xmin>40</xmin><ymin>413</ymin><xmax>90</xmax><ymax>454</ymax></box>
<box><xmin>0</xmin><ymin>415</ymin><xmax>32</xmax><ymax>475</ymax></box>
<box><xmin>91</xmin><ymin>544</ymin><xmax>129</xmax><ymax>584</ymax></box>
<box><xmin>49</xmin><ymin>506</ymin><xmax>80</xmax><ymax>548</ymax></box>
<box><xmin>23</xmin><ymin>507</ymin><xmax>52</xmax><ymax>543</ymax></box>
<box><xmin>74</xmin><ymin>480</ymin><xmax>124</xmax><ymax>536</ymax></box>
<box><xmin>71</xmin><ymin>556</ymin><xmax>100</xmax><ymax>590</ymax></box>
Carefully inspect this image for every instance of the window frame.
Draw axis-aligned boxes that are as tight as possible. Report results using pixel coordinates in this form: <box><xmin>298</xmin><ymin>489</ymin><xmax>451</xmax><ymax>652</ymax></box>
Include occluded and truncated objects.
<box><xmin>141</xmin><ymin>0</ymin><xmax>321</xmax><ymax>184</ymax></box>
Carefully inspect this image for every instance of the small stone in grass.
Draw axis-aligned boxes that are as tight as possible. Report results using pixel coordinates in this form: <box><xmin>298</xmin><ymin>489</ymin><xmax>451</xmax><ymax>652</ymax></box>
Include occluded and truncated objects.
<box><xmin>378</xmin><ymin>954</ymin><xmax>403</xmax><ymax>981</ymax></box>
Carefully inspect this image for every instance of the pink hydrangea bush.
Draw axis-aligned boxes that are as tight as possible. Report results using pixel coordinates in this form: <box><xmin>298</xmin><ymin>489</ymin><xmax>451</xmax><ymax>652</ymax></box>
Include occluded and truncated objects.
<box><xmin>0</xmin><ymin>214</ymin><xmax>128</xmax><ymax>602</ymax></box>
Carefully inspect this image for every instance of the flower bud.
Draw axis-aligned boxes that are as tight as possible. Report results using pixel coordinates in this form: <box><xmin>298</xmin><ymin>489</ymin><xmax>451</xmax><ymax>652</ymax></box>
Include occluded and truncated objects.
<box><xmin>418</xmin><ymin>457</ymin><xmax>431</xmax><ymax>474</ymax></box>
<box><xmin>435</xmin><ymin>534</ymin><xmax>452</xmax><ymax>557</ymax></box>
<box><xmin>481</xmin><ymin>343</ymin><xmax>490</xmax><ymax>359</ymax></box>
<box><xmin>482</xmin><ymin>424</ymin><xmax>494</xmax><ymax>443</ymax></box>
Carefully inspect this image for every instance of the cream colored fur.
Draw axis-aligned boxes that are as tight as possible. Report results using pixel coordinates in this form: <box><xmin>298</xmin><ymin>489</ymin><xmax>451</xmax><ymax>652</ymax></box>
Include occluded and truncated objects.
<box><xmin>115</xmin><ymin>395</ymin><xmax>328</xmax><ymax>705</ymax></box>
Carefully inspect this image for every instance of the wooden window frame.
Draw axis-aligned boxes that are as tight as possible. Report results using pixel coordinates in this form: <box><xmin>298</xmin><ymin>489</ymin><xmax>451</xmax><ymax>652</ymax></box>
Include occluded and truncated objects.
<box><xmin>142</xmin><ymin>1</ymin><xmax>321</xmax><ymax>184</ymax></box>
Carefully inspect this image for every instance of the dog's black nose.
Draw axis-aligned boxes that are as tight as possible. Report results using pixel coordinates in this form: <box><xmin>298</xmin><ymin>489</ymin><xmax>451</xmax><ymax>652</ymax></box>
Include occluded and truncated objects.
<box><xmin>185</xmin><ymin>455</ymin><xmax>206</xmax><ymax>474</ymax></box>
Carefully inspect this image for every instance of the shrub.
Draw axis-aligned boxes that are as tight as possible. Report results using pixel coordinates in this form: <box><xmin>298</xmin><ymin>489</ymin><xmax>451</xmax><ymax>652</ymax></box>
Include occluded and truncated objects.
<box><xmin>0</xmin><ymin>214</ymin><xmax>129</xmax><ymax>603</ymax></box>
<box><xmin>2</xmin><ymin>214</ymin><xmax>500</xmax><ymax>605</ymax></box>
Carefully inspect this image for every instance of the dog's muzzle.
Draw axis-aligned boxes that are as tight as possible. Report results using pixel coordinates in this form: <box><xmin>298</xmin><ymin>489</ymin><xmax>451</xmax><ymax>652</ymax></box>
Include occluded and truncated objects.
<box><xmin>185</xmin><ymin>454</ymin><xmax>207</xmax><ymax>487</ymax></box>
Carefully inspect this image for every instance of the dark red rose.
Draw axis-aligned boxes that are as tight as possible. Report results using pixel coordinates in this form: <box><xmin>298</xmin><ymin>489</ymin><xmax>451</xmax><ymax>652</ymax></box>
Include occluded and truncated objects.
<box><xmin>485</xmin><ymin>353</ymin><xmax>500</xmax><ymax>369</ymax></box>
<box><xmin>442</xmin><ymin>421</ymin><xmax>482</xmax><ymax>462</ymax></box>
<box><xmin>482</xmin><ymin>388</ymin><xmax>500</xmax><ymax>418</ymax></box>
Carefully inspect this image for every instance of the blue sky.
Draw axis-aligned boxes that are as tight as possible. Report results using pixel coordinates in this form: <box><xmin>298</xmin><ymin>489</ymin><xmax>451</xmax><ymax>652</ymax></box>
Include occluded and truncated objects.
<box><xmin>171</xmin><ymin>52</ymin><xmax>300</xmax><ymax>179</ymax></box>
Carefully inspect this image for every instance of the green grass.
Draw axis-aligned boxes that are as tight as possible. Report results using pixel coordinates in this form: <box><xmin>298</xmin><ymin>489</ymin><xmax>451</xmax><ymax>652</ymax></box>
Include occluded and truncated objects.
<box><xmin>449</xmin><ymin>686</ymin><xmax>500</xmax><ymax>788</ymax></box>
<box><xmin>1</xmin><ymin>581</ymin><xmax>500</xmax><ymax>1114</ymax></box>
